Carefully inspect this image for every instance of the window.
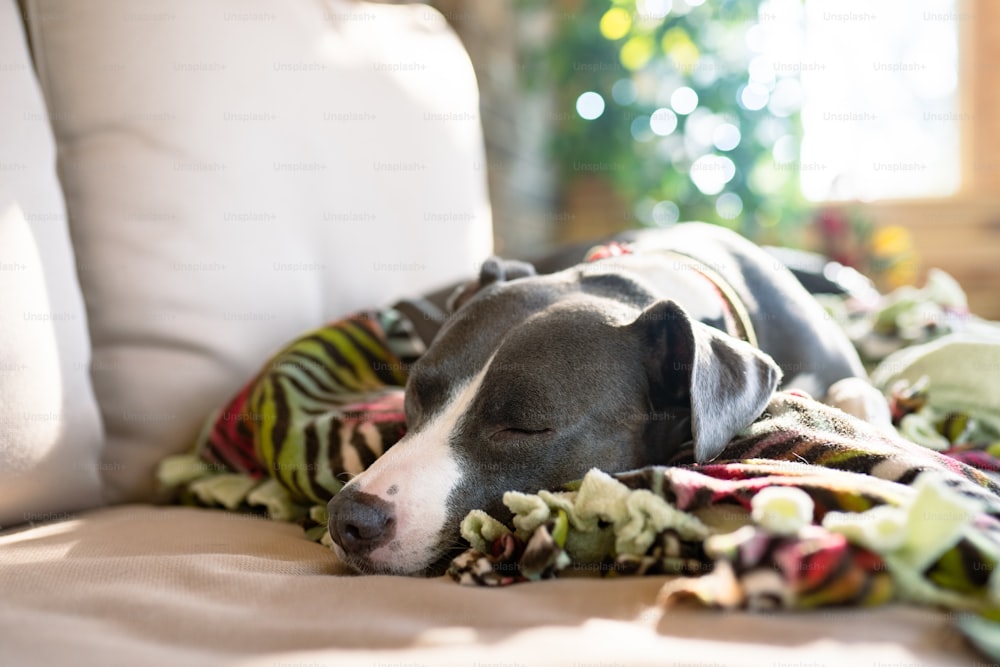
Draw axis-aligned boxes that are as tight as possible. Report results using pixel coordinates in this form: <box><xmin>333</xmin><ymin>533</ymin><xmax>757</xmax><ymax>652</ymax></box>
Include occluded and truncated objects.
<box><xmin>792</xmin><ymin>0</ymin><xmax>963</xmax><ymax>201</ymax></box>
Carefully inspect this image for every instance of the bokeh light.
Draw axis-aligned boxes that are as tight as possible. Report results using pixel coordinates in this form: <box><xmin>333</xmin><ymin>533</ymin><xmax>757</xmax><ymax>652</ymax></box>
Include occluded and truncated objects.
<box><xmin>684</xmin><ymin>109</ymin><xmax>718</xmax><ymax>153</ymax></box>
<box><xmin>739</xmin><ymin>83</ymin><xmax>769</xmax><ymax>111</ymax></box>
<box><xmin>630</xmin><ymin>115</ymin><xmax>654</xmax><ymax>142</ymax></box>
<box><xmin>650</xmin><ymin>108</ymin><xmax>679</xmax><ymax>136</ymax></box>
<box><xmin>670</xmin><ymin>86</ymin><xmax>698</xmax><ymax>114</ymax></box>
<box><xmin>712</xmin><ymin>123</ymin><xmax>741</xmax><ymax>151</ymax></box>
<box><xmin>652</xmin><ymin>200</ymin><xmax>681</xmax><ymax>225</ymax></box>
<box><xmin>612</xmin><ymin>79</ymin><xmax>638</xmax><ymax>105</ymax></box>
<box><xmin>715</xmin><ymin>192</ymin><xmax>744</xmax><ymax>219</ymax></box>
<box><xmin>575</xmin><ymin>91</ymin><xmax>606</xmax><ymax>120</ymax></box>
<box><xmin>637</xmin><ymin>0</ymin><xmax>673</xmax><ymax>20</ymax></box>
<box><xmin>599</xmin><ymin>7</ymin><xmax>632</xmax><ymax>41</ymax></box>
<box><xmin>662</xmin><ymin>27</ymin><xmax>699</xmax><ymax>73</ymax></box>
<box><xmin>620</xmin><ymin>35</ymin><xmax>655</xmax><ymax>70</ymax></box>
<box><xmin>690</xmin><ymin>154</ymin><xmax>736</xmax><ymax>195</ymax></box>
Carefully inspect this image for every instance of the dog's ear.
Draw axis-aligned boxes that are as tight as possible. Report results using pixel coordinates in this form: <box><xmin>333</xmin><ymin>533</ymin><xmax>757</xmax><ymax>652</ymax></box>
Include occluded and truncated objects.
<box><xmin>478</xmin><ymin>256</ymin><xmax>537</xmax><ymax>285</ymax></box>
<box><xmin>446</xmin><ymin>256</ymin><xmax>537</xmax><ymax>312</ymax></box>
<box><xmin>630</xmin><ymin>300</ymin><xmax>782</xmax><ymax>463</ymax></box>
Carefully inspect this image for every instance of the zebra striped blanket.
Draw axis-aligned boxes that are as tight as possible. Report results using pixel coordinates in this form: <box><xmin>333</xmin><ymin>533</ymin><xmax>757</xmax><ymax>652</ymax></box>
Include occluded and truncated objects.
<box><xmin>157</xmin><ymin>306</ymin><xmax>420</xmax><ymax>539</ymax></box>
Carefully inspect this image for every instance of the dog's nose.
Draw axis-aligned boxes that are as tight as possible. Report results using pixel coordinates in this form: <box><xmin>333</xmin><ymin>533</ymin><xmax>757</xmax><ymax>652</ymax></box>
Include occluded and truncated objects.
<box><xmin>327</xmin><ymin>487</ymin><xmax>396</xmax><ymax>556</ymax></box>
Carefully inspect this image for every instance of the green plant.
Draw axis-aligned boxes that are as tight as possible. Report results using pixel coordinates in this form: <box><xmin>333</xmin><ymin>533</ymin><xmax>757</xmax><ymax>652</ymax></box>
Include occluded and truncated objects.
<box><xmin>522</xmin><ymin>0</ymin><xmax>810</xmax><ymax>243</ymax></box>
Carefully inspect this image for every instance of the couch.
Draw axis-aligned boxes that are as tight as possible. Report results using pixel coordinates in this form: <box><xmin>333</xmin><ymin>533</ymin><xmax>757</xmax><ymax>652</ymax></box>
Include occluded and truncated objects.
<box><xmin>0</xmin><ymin>1</ymin><xmax>985</xmax><ymax>665</ymax></box>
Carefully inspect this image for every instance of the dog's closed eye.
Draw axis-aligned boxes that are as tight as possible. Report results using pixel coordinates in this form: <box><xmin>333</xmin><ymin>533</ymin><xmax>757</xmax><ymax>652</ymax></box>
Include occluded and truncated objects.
<box><xmin>489</xmin><ymin>427</ymin><xmax>554</xmax><ymax>444</ymax></box>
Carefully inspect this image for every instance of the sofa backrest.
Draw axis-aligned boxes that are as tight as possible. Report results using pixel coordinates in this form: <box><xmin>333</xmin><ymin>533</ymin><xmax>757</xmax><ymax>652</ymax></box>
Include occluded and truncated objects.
<box><xmin>14</xmin><ymin>0</ymin><xmax>492</xmax><ymax>505</ymax></box>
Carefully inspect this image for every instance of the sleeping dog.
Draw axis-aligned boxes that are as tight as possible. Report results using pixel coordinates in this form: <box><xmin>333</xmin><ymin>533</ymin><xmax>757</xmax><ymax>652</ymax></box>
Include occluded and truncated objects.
<box><xmin>327</xmin><ymin>222</ymin><xmax>889</xmax><ymax>575</ymax></box>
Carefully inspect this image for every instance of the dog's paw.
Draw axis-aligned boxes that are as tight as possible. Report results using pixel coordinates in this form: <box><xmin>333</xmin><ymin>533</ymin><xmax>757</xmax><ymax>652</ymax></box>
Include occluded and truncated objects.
<box><xmin>825</xmin><ymin>377</ymin><xmax>893</xmax><ymax>429</ymax></box>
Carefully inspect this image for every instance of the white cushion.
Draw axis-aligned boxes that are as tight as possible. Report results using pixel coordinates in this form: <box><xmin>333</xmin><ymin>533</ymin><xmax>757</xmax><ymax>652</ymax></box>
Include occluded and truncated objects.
<box><xmin>25</xmin><ymin>0</ymin><xmax>493</xmax><ymax>502</ymax></box>
<box><xmin>0</xmin><ymin>0</ymin><xmax>104</xmax><ymax>527</ymax></box>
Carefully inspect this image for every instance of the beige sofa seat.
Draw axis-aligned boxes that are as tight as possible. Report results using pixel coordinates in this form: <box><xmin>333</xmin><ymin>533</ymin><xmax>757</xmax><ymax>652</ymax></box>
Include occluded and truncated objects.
<box><xmin>0</xmin><ymin>505</ymin><xmax>975</xmax><ymax>667</ymax></box>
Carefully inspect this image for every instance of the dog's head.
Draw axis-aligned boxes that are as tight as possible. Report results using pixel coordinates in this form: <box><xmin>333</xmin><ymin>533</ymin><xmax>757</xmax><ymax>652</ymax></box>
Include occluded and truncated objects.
<box><xmin>327</xmin><ymin>258</ymin><xmax>781</xmax><ymax>575</ymax></box>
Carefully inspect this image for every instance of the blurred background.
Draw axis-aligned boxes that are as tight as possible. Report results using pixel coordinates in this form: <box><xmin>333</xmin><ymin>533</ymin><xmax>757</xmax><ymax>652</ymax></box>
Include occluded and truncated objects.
<box><xmin>418</xmin><ymin>0</ymin><xmax>999</xmax><ymax>318</ymax></box>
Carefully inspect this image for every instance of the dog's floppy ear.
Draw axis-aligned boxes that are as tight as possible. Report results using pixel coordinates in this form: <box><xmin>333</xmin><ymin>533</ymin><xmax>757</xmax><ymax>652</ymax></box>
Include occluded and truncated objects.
<box><xmin>446</xmin><ymin>256</ymin><xmax>537</xmax><ymax>312</ymax></box>
<box><xmin>478</xmin><ymin>256</ymin><xmax>536</xmax><ymax>285</ymax></box>
<box><xmin>630</xmin><ymin>300</ymin><xmax>782</xmax><ymax>463</ymax></box>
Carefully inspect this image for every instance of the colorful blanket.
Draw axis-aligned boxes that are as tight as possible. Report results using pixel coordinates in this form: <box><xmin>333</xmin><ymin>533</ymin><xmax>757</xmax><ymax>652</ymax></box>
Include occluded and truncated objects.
<box><xmin>446</xmin><ymin>394</ymin><xmax>1000</xmax><ymax>658</ymax></box>
<box><xmin>156</xmin><ymin>271</ymin><xmax>1000</xmax><ymax>660</ymax></box>
<box><xmin>157</xmin><ymin>307</ymin><xmax>420</xmax><ymax>540</ymax></box>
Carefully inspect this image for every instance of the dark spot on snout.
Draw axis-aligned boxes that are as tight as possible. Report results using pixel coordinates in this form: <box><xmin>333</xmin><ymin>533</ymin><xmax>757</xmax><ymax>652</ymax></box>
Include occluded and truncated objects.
<box><xmin>386</xmin><ymin>484</ymin><xmax>399</xmax><ymax>496</ymax></box>
<box><xmin>327</xmin><ymin>487</ymin><xmax>396</xmax><ymax>557</ymax></box>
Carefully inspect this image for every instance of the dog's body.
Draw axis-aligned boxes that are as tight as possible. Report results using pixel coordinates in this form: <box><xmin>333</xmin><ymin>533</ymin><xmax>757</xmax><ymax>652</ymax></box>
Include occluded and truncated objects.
<box><xmin>328</xmin><ymin>223</ymin><xmax>888</xmax><ymax>575</ymax></box>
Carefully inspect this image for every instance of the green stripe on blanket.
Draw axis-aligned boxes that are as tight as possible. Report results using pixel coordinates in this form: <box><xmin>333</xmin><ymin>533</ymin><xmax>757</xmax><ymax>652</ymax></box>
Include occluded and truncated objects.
<box><xmin>157</xmin><ymin>307</ymin><xmax>420</xmax><ymax>537</ymax></box>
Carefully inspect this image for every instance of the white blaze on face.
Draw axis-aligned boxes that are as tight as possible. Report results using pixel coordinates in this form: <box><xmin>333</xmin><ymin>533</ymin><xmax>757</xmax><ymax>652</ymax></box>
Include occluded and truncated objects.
<box><xmin>340</xmin><ymin>354</ymin><xmax>495</xmax><ymax>574</ymax></box>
